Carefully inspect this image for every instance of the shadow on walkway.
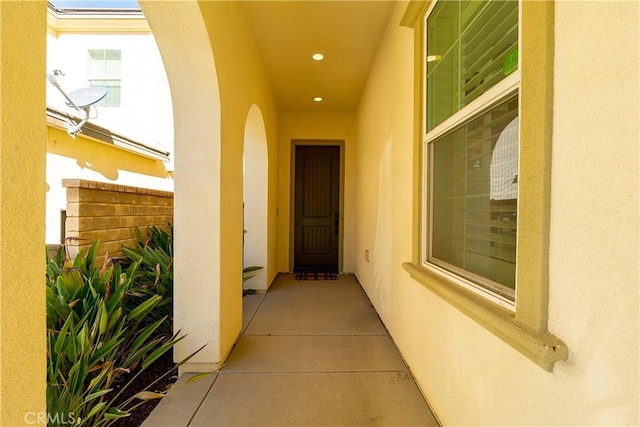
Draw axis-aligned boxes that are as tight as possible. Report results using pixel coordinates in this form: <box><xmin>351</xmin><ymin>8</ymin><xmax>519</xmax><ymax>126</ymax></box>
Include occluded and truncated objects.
<box><xmin>143</xmin><ymin>273</ymin><xmax>438</xmax><ymax>426</ymax></box>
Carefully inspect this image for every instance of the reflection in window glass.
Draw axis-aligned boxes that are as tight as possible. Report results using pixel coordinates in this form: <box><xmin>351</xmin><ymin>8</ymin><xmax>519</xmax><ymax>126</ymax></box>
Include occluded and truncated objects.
<box><xmin>430</xmin><ymin>95</ymin><xmax>519</xmax><ymax>298</ymax></box>
<box><xmin>426</xmin><ymin>0</ymin><xmax>518</xmax><ymax>131</ymax></box>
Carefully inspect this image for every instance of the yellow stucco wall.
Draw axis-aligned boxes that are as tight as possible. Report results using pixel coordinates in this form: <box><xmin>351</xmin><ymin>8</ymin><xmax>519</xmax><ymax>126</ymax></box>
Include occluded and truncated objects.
<box><xmin>277</xmin><ymin>112</ymin><xmax>357</xmax><ymax>273</ymax></box>
<box><xmin>140</xmin><ymin>0</ymin><xmax>224</xmax><ymax>371</ymax></box>
<box><xmin>199</xmin><ymin>0</ymin><xmax>280</xmax><ymax>366</ymax></box>
<box><xmin>355</xmin><ymin>1</ymin><xmax>639</xmax><ymax>425</ymax></box>
<box><xmin>0</xmin><ymin>1</ymin><xmax>48</xmax><ymax>425</ymax></box>
<box><xmin>141</xmin><ymin>0</ymin><xmax>279</xmax><ymax>371</ymax></box>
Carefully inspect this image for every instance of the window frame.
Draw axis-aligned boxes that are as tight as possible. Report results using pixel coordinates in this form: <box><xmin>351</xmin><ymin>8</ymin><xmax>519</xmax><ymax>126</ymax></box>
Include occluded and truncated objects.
<box><xmin>402</xmin><ymin>0</ymin><xmax>568</xmax><ymax>371</ymax></box>
<box><xmin>424</xmin><ymin>88</ymin><xmax>520</xmax><ymax>309</ymax></box>
<box><xmin>87</xmin><ymin>49</ymin><xmax>122</xmax><ymax>108</ymax></box>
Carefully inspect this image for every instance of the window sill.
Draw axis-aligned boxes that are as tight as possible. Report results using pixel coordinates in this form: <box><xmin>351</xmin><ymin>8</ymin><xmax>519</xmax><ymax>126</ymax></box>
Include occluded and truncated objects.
<box><xmin>402</xmin><ymin>262</ymin><xmax>567</xmax><ymax>371</ymax></box>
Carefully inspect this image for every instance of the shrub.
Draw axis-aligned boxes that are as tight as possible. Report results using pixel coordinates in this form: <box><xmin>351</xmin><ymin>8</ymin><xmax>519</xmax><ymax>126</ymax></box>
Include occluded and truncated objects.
<box><xmin>46</xmin><ymin>241</ymin><xmax>187</xmax><ymax>426</ymax></box>
<box><xmin>121</xmin><ymin>225</ymin><xmax>173</xmax><ymax>336</ymax></box>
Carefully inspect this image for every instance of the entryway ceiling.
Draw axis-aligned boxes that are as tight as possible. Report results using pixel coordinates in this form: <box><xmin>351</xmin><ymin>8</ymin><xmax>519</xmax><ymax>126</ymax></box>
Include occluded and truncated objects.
<box><xmin>241</xmin><ymin>1</ymin><xmax>397</xmax><ymax>113</ymax></box>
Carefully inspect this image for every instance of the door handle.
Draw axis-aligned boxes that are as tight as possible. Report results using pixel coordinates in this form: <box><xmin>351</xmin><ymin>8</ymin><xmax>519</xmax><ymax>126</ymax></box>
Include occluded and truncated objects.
<box><xmin>334</xmin><ymin>212</ymin><xmax>339</xmax><ymax>236</ymax></box>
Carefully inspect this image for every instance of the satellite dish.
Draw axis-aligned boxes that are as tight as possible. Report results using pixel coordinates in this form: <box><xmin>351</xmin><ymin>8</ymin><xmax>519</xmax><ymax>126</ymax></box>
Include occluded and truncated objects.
<box><xmin>66</xmin><ymin>87</ymin><xmax>107</xmax><ymax>109</ymax></box>
<box><xmin>46</xmin><ymin>70</ymin><xmax>108</xmax><ymax>138</ymax></box>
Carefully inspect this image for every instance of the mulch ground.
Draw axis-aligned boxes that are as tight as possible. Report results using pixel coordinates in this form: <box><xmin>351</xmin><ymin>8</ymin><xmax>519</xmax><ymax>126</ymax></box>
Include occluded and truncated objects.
<box><xmin>112</xmin><ymin>350</ymin><xmax>178</xmax><ymax>427</ymax></box>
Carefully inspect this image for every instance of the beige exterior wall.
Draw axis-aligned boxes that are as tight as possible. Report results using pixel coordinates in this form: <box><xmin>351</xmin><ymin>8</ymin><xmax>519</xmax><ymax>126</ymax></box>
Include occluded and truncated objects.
<box><xmin>354</xmin><ymin>1</ymin><xmax>639</xmax><ymax>426</ymax></box>
<box><xmin>0</xmin><ymin>1</ymin><xmax>48</xmax><ymax>425</ymax></box>
<box><xmin>277</xmin><ymin>112</ymin><xmax>357</xmax><ymax>273</ymax></box>
<box><xmin>63</xmin><ymin>179</ymin><xmax>173</xmax><ymax>264</ymax></box>
<box><xmin>548</xmin><ymin>1</ymin><xmax>639</xmax><ymax>422</ymax></box>
<box><xmin>355</xmin><ymin>2</ymin><xmax>415</xmax><ymax>330</ymax></box>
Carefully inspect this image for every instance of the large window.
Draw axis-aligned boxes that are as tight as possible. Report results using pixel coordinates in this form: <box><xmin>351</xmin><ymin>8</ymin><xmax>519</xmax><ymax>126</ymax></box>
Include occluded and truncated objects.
<box><xmin>87</xmin><ymin>49</ymin><xmax>121</xmax><ymax>107</ymax></box>
<box><xmin>403</xmin><ymin>0</ymin><xmax>567</xmax><ymax>371</ymax></box>
<box><xmin>424</xmin><ymin>0</ymin><xmax>519</xmax><ymax>306</ymax></box>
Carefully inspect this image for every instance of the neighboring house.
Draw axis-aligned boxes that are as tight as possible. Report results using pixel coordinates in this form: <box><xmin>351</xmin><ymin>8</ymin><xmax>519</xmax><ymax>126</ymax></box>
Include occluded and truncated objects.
<box><xmin>45</xmin><ymin>3</ymin><xmax>174</xmax><ymax>245</ymax></box>
<box><xmin>1</xmin><ymin>1</ymin><xmax>638</xmax><ymax>426</ymax></box>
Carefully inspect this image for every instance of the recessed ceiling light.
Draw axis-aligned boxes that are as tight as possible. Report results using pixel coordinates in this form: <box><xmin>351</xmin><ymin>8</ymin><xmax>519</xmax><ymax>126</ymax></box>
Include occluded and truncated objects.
<box><xmin>313</xmin><ymin>97</ymin><xmax>323</xmax><ymax>102</ymax></box>
<box><xmin>312</xmin><ymin>53</ymin><xmax>324</xmax><ymax>61</ymax></box>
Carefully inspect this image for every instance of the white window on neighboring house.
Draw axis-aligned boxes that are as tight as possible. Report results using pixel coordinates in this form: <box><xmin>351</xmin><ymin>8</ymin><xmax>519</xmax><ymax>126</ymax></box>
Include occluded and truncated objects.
<box><xmin>87</xmin><ymin>49</ymin><xmax>121</xmax><ymax>108</ymax></box>
<box><xmin>424</xmin><ymin>0</ymin><xmax>520</xmax><ymax>306</ymax></box>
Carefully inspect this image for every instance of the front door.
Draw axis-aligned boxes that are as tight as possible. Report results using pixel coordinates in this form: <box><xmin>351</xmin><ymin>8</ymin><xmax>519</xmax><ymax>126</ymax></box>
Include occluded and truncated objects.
<box><xmin>294</xmin><ymin>145</ymin><xmax>340</xmax><ymax>272</ymax></box>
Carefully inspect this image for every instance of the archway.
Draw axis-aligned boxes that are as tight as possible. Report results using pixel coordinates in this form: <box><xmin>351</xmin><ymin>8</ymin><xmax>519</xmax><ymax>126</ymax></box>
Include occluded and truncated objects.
<box><xmin>139</xmin><ymin>0</ymin><xmax>223</xmax><ymax>372</ymax></box>
<box><xmin>243</xmin><ymin>105</ymin><xmax>269</xmax><ymax>291</ymax></box>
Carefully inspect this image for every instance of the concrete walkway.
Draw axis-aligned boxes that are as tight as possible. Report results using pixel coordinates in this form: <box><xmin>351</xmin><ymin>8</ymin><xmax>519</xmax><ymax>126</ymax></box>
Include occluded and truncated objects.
<box><xmin>142</xmin><ymin>273</ymin><xmax>438</xmax><ymax>426</ymax></box>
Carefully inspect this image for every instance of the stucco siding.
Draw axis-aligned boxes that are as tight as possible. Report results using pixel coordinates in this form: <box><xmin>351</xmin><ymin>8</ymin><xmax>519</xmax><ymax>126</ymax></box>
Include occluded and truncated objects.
<box><xmin>0</xmin><ymin>2</ymin><xmax>48</xmax><ymax>424</ymax></box>
<box><xmin>355</xmin><ymin>1</ymin><xmax>639</xmax><ymax>425</ymax></box>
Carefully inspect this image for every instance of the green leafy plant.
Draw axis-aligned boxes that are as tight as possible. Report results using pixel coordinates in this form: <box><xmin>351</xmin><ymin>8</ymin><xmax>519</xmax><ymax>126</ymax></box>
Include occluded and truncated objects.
<box><xmin>242</xmin><ymin>265</ymin><xmax>263</xmax><ymax>283</ymax></box>
<box><xmin>121</xmin><ymin>224</ymin><xmax>173</xmax><ymax>336</ymax></box>
<box><xmin>46</xmin><ymin>240</ymin><xmax>192</xmax><ymax>426</ymax></box>
<box><xmin>242</xmin><ymin>266</ymin><xmax>263</xmax><ymax>297</ymax></box>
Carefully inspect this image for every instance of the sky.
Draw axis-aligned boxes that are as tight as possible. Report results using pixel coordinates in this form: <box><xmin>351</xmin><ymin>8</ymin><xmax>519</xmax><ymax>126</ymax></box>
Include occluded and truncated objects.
<box><xmin>51</xmin><ymin>0</ymin><xmax>140</xmax><ymax>9</ymax></box>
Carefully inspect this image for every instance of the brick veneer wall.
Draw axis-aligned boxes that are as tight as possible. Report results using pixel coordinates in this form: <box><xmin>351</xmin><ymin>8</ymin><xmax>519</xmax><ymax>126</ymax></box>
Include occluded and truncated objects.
<box><xmin>63</xmin><ymin>179</ymin><xmax>173</xmax><ymax>264</ymax></box>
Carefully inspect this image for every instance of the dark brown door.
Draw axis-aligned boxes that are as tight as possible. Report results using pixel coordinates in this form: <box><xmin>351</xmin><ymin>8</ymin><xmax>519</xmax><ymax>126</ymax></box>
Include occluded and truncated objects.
<box><xmin>294</xmin><ymin>145</ymin><xmax>340</xmax><ymax>272</ymax></box>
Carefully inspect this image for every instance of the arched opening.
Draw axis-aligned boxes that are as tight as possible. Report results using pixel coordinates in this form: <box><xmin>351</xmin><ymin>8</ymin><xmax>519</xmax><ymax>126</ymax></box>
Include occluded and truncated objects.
<box><xmin>243</xmin><ymin>104</ymin><xmax>268</xmax><ymax>291</ymax></box>
<box><xmin>140</xmin><ymin>0</ymin><xmax>223</xmax><ymax>372</ymax></box>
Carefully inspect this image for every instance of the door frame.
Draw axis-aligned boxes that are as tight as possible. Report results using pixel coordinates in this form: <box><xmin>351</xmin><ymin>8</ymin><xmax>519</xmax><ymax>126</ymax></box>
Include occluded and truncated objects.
<box><xmin>289</xmin><ymin>140</ymin><xmax>345</xmax><ymax>272</ymax></box>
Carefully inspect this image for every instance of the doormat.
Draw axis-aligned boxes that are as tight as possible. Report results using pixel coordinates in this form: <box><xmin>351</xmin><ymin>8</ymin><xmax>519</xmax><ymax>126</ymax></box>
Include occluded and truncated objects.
<box><xmin>294</xmin><ymin>272</ymin><xmax>338</xmax><ymax>281</ymax></box>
